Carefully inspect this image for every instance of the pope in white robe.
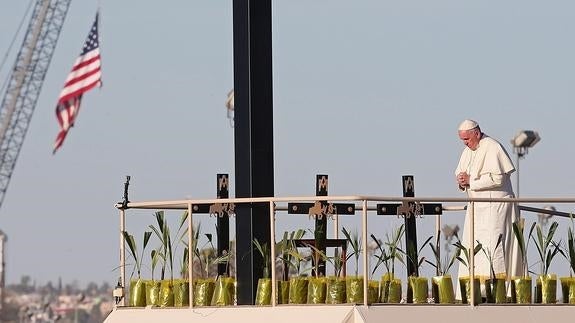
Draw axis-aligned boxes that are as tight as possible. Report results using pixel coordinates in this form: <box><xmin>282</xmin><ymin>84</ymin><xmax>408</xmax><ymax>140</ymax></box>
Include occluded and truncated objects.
<box><xmin>454</xmin><ymin>119</ymin><xmax>522</xmax><ymax>296</ymax></box>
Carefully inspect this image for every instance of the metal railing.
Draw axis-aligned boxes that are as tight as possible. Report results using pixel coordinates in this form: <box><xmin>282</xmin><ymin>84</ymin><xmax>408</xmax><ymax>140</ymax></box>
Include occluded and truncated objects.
<box><xmin>115</xmin><ymin>195</ymin><xmax>575</xmax><ymax>307</ymax></box>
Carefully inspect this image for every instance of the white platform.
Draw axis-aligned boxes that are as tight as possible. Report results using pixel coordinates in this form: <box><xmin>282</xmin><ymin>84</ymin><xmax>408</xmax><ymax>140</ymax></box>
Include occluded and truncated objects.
<box><xmin>104</xmin><ymin>304</ymin><xmax>575</xmax><ymax>323</ymax></box>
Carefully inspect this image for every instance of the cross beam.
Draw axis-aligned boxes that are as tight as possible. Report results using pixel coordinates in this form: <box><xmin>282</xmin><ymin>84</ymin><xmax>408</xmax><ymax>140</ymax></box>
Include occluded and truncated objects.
<box><xmin>287</xmin><ymin>175</ymin><xmax>354</xmax><ymax>277</ymax></box>
<box><xmin>189</xmin><ymin>174</ymin><xmax>234</xmax><ymax>276</ymax></box>
<box><xmin>376</xmin><ymin>175</ymin><xmax>442</xmax><ymax>303</ymax></box>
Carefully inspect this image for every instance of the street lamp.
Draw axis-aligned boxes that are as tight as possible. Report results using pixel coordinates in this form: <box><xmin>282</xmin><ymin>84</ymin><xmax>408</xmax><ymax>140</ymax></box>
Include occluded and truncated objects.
<box><xmin>511</xmin><ymin>130</ymin><xmax>541</xmax><ymax>197</ymax></box>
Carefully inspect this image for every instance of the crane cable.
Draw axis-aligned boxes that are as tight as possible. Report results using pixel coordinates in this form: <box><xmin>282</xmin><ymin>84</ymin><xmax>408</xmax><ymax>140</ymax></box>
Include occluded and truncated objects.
<box><xmin>0</xmin><ymin>0</ymin><xmax>36</xmax><ymax>95</ymax></box>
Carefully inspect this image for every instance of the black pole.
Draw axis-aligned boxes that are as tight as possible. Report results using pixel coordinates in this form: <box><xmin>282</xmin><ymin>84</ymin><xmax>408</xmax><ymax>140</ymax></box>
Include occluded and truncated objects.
<box><xmin>314</xmin><ymin>175</ymin><xmax>328</xmax><ymax>276</ymax></box>
<box><xmin>403</xmin><ymin>175</ymin><xmax>418</xmax><ymax>303</ymax></box>
<box><xmin>233</xmin><ymin>0</ymin><xmax>274</xmax><ymax>305</ymax></box>
<box><xmin>216</xmin><ymin>174</ymin><xmax>230</xmax><ymax>276</ymax></box>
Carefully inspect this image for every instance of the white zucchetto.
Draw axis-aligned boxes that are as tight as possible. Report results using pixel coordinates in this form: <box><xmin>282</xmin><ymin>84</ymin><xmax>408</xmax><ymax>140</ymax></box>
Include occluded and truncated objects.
<box><xmin>458</xmin><ymin>119</ymin><xmax>479</xmax><ymax>131</ymax></box>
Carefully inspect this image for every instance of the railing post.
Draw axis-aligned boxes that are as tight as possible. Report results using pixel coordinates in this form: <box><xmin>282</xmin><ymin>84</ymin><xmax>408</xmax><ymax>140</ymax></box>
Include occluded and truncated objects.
<box><xmin>119</xmin><ymin>209</ymin><xmax>126</xmax><ymax>306</ymax></box>
<box><xmin>188</xmin><ymin>203</ymin><xmax>194</xmax><ymax>308</ymax></box>
<box><xmin>469</xmin><ymin>201</ymin><xmax>475</xmax><ymax>306</ymax></box>
<box><xmin>362</xmin><ymin>199</ymin><xmax>368</xmax><ymax>306</ymax></box>
<box><xmin>269</xmin><ymin>201</ymin><xmax>277</xmax><ymax>306</ymax></box>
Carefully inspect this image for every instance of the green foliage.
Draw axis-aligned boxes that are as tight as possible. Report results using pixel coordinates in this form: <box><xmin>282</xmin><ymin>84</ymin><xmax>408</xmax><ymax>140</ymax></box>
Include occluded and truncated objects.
<box><xmin>512</xmin><ymin>220</ymin><xmax>536</xmax><ymax>277</ymax></box>
<box><xmin>148</xmin><ymin>210</ymin><xmax>188</xmax><ymax>280</ymax></box>
<box><xmin>253</xmin><ymin>238</ymin><xmax>271</xmax><ymax>279</ymax></box>
<box><xmin>452</xmin><ymin>235</ymin><xmax>482</xmax><ymax>276</ymax></box>
<box><xmin>397</xmin><ymin>235</ymin><xmax>432</xmax><ymax>277</ymax></box>
<box><xmin>371</xmin><ymin>224</ymin><xmax>405</xmax><ymax>277</ymax></box>
<box><xmin>425</xmin><ymin>231</ymin><xmax>459</xmax><ymax>276</ymax></box>
<box><xmin>477</xmin><ymin>234</ymin><xmax>503</xmax><ymax>280</ymax></box>
<box><xmin>276</xmin><ymin>229</ymin><xmax>306</xmax><ymax>278</ymax></box>
<box><xmin>342</xmin><ymin>227</ymin><xmax>362</xmax><ymax>276</ymax></box>
<box><xmin>122</xmin><ymin>230</ymin><xmax>152</xmax><ymax>279</ymax></box>
<box><xmin>560</xmin><ymin>214</ymin><xmax>575</xmax><ymax>276</ymax></box>
<box><xmin>531</xmin><ymin>221</ymin><xmax>561</xmax><ymax>276</ymax></box>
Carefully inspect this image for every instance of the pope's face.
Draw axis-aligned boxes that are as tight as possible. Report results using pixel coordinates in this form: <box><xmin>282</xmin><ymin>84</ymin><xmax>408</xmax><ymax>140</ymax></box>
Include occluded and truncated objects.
<box><xmin>458</xmin><ymin>128</ymin><xmax>481</xmax><ymax>150</ymax></box>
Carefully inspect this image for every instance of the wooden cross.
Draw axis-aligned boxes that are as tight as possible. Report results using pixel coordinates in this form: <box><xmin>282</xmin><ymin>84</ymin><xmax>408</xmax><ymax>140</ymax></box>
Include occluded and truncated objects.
<box><xmin>287</xmin><ymin>174</ymin><xmax>354</xmax><ymax>277</ymax></box>
<box><xmin>191</xmin><ymin>174</ymin><xmax>234</xmax><ymax>276</ymax></box>
<box><xmin>376</xmin><ymin>175</ymin><xmax>442</xmax><ymax>303</ymax></box>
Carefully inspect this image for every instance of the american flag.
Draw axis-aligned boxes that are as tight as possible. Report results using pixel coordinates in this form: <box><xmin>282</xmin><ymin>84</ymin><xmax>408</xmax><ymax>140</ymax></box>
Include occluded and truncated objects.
<box><xmin>53</xmin><ymin>13</ymin><xmax>102</xmax><ymax>154</ymax></box>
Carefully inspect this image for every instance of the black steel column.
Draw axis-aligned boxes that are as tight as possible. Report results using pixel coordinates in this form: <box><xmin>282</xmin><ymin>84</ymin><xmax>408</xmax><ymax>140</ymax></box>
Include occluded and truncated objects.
<box><xmin>403</xmin><ymin>175</ymin><xmax>418</xmax><ymax>303</ymax></box>
<box><xmin>233</xmin><ymin>0</ymin><xmax>274</xmax><ymax>305</ymax></box>
<box><xmin>216</xmin><ymin>174</ymin><xmax>230</xmax><ymax>276</ymax></box>
<box><xmin>315</xmin><ymin>175</ymin><xmax>328</xmax><ymax>276</ymax></box>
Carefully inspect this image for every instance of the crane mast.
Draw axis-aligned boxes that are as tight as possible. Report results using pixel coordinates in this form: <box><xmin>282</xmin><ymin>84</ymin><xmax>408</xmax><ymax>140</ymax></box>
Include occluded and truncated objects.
<box><xmin>0</xmin><ymin>0</ymin><xmax>72</xmax><ymax>209</ymax></box>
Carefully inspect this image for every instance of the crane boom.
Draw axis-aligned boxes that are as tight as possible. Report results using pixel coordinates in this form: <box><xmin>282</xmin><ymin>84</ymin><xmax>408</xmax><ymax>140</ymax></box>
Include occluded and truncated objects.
<box><xmin>0</xmin><ymin>0</ymin><xmax>72</xmax><ymax>209</ymax></box>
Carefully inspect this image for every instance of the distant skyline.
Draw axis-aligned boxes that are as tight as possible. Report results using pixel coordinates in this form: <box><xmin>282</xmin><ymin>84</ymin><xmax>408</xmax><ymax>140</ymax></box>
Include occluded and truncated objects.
<box><xmin>1</xmin><ymin>1</ymin><xmax>575</xmax><ymax>285</ymax></box>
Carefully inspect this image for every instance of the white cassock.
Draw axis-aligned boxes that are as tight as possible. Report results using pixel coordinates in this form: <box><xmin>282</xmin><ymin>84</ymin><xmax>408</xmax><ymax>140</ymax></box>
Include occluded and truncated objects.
<box><xmin>455</xmin><ymin>135</ymin><xmax>523</xmax><ymax>296</ymax></box>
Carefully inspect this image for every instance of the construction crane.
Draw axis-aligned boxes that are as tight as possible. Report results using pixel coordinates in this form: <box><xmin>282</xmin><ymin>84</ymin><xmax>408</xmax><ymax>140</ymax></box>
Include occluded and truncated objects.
<box><xmin>0</xmin><ymin>0</ymin><xmax>71</xmax><ymax>312</ymax></box>
<box><xmin>0</xmin><ymin>0</ymin><xmax>72</xmax><ymax>210</ymax></box>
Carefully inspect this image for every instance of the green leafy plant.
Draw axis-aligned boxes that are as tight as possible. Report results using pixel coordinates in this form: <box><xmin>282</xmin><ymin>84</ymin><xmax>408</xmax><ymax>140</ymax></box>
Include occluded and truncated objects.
<box><xmin>477</xmin><ymin>234</ymin><xmax>503</xmax><ymax>280</ymax></box>
<box><xmin>149</xmin><ymin>211</ymin><xmax>188</xmax><ymax>281</ymax></box>
<box><xmin>196</xmin><ymin>233</ymin><xmax>230</xmax><ymax>278</ymax></box>
<box><xmin>304</xmin><ymin>243</ymin><xmax>345</xmax><ymax>278</ymax></box>
<box><xmin>560</xmin><ymin>214</ymin><xmax>575</xmax><ymax>276</ymax></box>
<box><xmin>342</xmin><ymin>227</ymin><xmax>362</xmax><ymax>276</ymax></box>
<box><xmin>426</xmin><ymin>232</ymin><xmax>460</xmax><ymax>276</ymax></box>
<box><xmin>398</xmin><ymin>235</ymin><xmax>433</xmax><ymax>277</ymax></box>
<box><xmin>276</xmin><ymin>229</ymin><xmax>306</xmax><ymax>279</ymax></box>
<box><xmin>371</xmin><ymin>224</ymin><xmax>405</xmax><ymax>277</ymax></box>
<box><xmin>452</xmin><ymin>235</ymin><xmax>482</xmax><ymax>276</ymax></box>
<box><xmin>253</xmin><ymin>238</ymin><xmax>271</xmax><ymax>279</ymax></box>
<box><xmin>122</xmin><ymin>230</ymin><xmax>152</xmax><ymax>279</ymax></box>
<box><xmin>531</xmin><ymin>221</ymin><xmax>561</xmax><ymax>276</ymax></box>
<box><xmin>513</xmin><ymin>220</ymin><xmax>537</xmax><ymax>278</ymax></box>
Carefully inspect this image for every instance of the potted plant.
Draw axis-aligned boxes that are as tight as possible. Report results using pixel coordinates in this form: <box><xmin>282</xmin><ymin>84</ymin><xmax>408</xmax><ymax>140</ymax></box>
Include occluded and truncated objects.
<box><xmin>276</xmin><ymin>230</ymin><xmax>305</xmax><ymax>304</ymax></box>
<box><xmin>371</xmin><ymin>224</ymin><xmax>404</xmax><ymax>303</ymax></box>
<box><xmin>324</xmin><ymin>248</ymin><xmax>346</xmax><ymax>304</ymax></box>
<box><xmin>531</xmin><ymin>221</ymin><xmax>561</xmax><ymax>304</ymax></box>
<box><xmin>342</xmin><ymin>227</ymin><xmax>375</xmax><ymax>304</ymax></box>
<box><xmin>149</xmin><ymin>211</ymin><xmax>175</xmax><ymax>307</ymax></box>
<box><xmin>453</xmin><ymin>236</ymin><xmax>482</xmax><ymax>304</ymax></box>
<box><xmin>122</xmin><ymin>230</ymin><xmax>152</xmax><ymax>307</ymax></box>
<box><xmin>284</xmin><ymin>243</ymin><xmax>311</xmax><ymax>304</ymax></box>
<box><xmin>145</xmin><ymin>247</ymin><xmax>162</xmax><ymax>306</ymax></box>
<box><xmin>253</xmin><ymin>238</ymin><xmax>271</xmax><ymax>305</ymax></box>
<box><xmin>477</xmin><ymin>234</ymin><xmax>506</xmax><ymax>303</ymax></box>
<box><xmin>512</xmin><ymin>220</ymin><xmax>536</xmax><ymax>304</ymax></box>
<box><xmin>426</xmin><ymin>233</ymin><xmax>458</xmax><ymax>304</ymax></box>
<box><xmin>399</xmin><ymin>235</ymin><xmax>433</xmax><ymax>304</ymax></box>
<box><xmin>559</xmin><ymin>214</ymin><xmax>575</xmax><ymax>304</ymax></box>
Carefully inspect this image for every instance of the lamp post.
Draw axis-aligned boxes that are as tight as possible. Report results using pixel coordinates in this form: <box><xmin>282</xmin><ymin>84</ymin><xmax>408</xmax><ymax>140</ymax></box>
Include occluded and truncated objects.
<box><xmin>511</xmin><ymin>130</ymin><xmax>540</xmax><ymax>197</ymax></box>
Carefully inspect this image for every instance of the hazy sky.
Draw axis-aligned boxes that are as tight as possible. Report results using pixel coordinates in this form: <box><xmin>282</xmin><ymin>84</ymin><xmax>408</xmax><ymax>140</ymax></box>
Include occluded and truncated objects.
<box><xmin>1</xmin><ymin>1</ymin><xmax>575</xmax><ymax>286</ymax></box>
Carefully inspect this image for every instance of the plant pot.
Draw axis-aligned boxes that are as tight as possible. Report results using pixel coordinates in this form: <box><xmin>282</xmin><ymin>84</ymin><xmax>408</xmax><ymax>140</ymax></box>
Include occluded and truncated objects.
<box><xmin>255</xmin><ymin>278</ymin><xmax>271</xmax><ymax>305</ymax></box>
<box><xmin>288</xmin><ymin>277</ymin><xmax>308</xmax><ymax>304</ymax></box>
<box><xmin>159</xmin><ymin>280</ymin><xmax>175</xmax><ymax>307</ymax></box>
<box><xmin>432</xmin><ymin>275</ymin><xmax>454</xmax><ymax>304</ymax></box>
<box><xmin>560</xmin><ymin>277</ymin><xmax>575</xmax><ymax>304</ymax></box>
<box><xmin>173</xmin><ymin>279</ymin><xmax>189</xmax><ymax>307</ymax></box>
<box><xmin>193</xmin><ymin>278</ymin><xmax>215</xmax><ymax>306</ymax></box>
<box><xmin>484</xmin><ymin>278</ymin><xmax>506</xmax><ymax>304</ymax></box>
<box><xmin>409</xmin><ymin>276</ymin><xmax>429</xmax><ymax>304</ymax></box>
<box><xmin>458</xmin><ymin>277</ymin><xmax>481</xmax><ymax>305</ymax></box>
<box><xmin>307</xmin><ymin>277</ymin><xmax>327</xmax><ymax>304</ymax></box>
<box><xmin>276</xmin><ymin>280</ymin><xmax>290</xmax><ymax>304</ymax></box>
<box><xmin>346</xmin><ymin>276</ymin><xmax>364</xmax><ymax>304</ymax></box>
<box><xmin>512</xmin><ymin>277</ymin><xmax>532</xmax><ymax>304</ymax></box>
<box><xmin>325</xmin><ymin>277</ymin><xmax>346</xmax><ymax>304</ymax></box>
<box><xmin>367</xmin><ymin>280</ymin><xmax>380</xmax><ymax>304</ymax></box>
<box><xmin>145</xmin><ymin>280</ymin><xmax>160</xmax><ymax>306</ymax></box>
<box><xmin>129</xmin><ymin>278</ymin><xmax>146</xmax><ymax>307</ymax></box>
<box><xmin>538</xmin><ymin>274</ymin><xmax>557</xmax><ymax>304</ymax></box>
<box><xmin>387</xmin><ymin>279</ymin><xmax>402</xmax><ymax>303</ymax></box>
<box><xmin>211</xmin><ymin>276</ymin><xmax>235</xmax><ymax>306</ymax></box>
